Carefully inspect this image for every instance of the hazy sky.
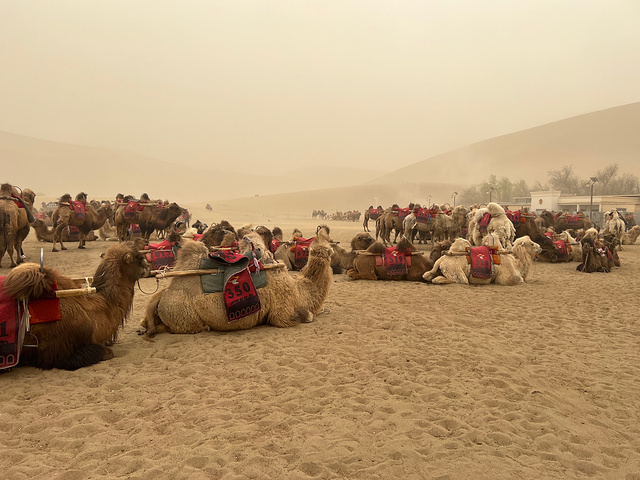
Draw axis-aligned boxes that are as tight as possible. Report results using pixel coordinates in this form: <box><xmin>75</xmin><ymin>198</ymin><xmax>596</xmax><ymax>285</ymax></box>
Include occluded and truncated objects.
<box><xmin>2</xmin><ymin>1</ymin><xmax>639</xmax><ymax>172</ymax></box>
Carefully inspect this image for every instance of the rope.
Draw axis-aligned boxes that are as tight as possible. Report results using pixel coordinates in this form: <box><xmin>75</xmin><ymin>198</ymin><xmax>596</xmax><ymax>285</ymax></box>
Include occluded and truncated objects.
<box><xmin>137</xmin><ymin>277</ymin><xmax>160</xmax><ymax>295</ymax></box>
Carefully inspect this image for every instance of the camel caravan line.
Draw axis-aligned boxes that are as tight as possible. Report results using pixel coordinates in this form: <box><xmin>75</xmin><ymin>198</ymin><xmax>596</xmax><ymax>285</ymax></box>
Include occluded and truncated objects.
<box><xmin>0</xmin><ymin>184</ymin><xmax>636</xmax><ymax>372</ymax></box>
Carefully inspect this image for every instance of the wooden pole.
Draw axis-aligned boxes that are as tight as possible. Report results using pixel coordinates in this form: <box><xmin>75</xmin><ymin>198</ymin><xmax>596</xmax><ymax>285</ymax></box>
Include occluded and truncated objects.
<box><xmin>55</xmin><ymin>287</ymin><xmax>96</xmax><ymax>298</ymax></box>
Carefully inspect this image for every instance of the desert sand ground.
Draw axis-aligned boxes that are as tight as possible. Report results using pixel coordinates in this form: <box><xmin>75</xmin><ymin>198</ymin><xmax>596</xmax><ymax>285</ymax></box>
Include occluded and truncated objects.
<box><xmin>1</xmin><ymin>203</ymin><xmax>640</xmax><ymax>479</ymax></box>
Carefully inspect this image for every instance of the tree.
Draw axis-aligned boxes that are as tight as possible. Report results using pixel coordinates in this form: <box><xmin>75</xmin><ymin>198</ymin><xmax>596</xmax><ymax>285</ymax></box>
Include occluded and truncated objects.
<box><xmin>595</xmin><ymin>163</ymin><xmax>619</xmax><ymax>195</ymax></box>
<box><xmin>608</xmin><ymin>173</ymin><xmax>640</xmax><ymax>194</ymax></box>
<box><xmin>547</xmin><ymin>165</ymin><xmax>580</xmax><ymax>193</ymax></box>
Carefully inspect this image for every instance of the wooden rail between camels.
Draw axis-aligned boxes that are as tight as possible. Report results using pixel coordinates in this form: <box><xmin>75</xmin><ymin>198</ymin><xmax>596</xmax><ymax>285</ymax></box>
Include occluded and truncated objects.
<box><xmin>154</xmin><ymin>263</ymin><xmax>287</xmax><ymax>279</ymax></box>
<box><xmin>49</xmin><ymin>277</ymin><xmax>96</xmax><ymax>298</ymax></box>
<box><xmin>354</xmin><ymin>250</ymin><xmax>425</xmax><ymax>255</ymax></box>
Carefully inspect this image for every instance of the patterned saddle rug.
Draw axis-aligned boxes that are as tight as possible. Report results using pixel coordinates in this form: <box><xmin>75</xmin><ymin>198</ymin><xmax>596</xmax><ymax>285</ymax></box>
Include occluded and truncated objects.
<box><xmin>553</xmin><ymin>240</ymin><xmax>569</xmax><ymax>262</ymax></box>
<box><xmin>479</xmin><ymin>213</ymin><xmax>491</xmax><ymax>234</ymax></box>
<box><xmin>467</xmin><ymin>246</ymin><xmax>494</xmax><ymax>279</ymax></box>
<box><xmin>69</xmin><ymin>201</ymin><xmax>86</xmax><ymax>220</ymax></box>
<box><xmin>415</xmin><ymin>208</ymin><xmax>432</xmax><ymax>224</ymax></box>
<box><xmin>375</xmin><ymin>247</ymin><xmax>412</xmax><ymax>276</ymax></box>
<box><xmin>204</xmin><ymin>250</ymin><xmax>267</xmax><ymax>322</ymax></box>
<box><xmin>292</xmin><ymin>237</ymin><xmax>313</xmax><ymax>268</ymax></box>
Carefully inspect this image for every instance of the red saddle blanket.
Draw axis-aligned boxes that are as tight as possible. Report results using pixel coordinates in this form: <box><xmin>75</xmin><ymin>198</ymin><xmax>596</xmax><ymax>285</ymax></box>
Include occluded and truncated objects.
<box><xmin>506</xmin><ymin>210</ymin><xmax>521</xmax><ymax>225</ymax></box>
<box><xmin>392</xmin><ymin>208</ymin><xmax>411</xmax><ymax>221</ymax></box>
<box><xmin>566</xmin><ymin>215</ymin><xmax>581</xmax><ymax>226</ymax></box>
<box><xmin>70</xmin><ymin>201</ymin><xmax>86</xmax><ymax>220</ymax></box>
<box><xmin>293</xmin><ymin>237</ymin><xmax>313</xmax><ymax>268</ymax></box>
<box><xmin>144</xmin><ymin>241</ymin><xmax>176</xmax><ymax>270</ymax></box>
<box><xmin>468</xmin><ymin>246</ymin><xmax>493</xmax><ymax>279</ymax></box>
<box><xmin>208</xmin><ymin>250</ymin><xmax>262</xmax><ymax>322</ymax></box>
<box><xmin>67</xmin><ymin>225</ymin><xmax>80</xmax><ymax>239</ymax></box>
<box><xmin>0</xmin><ymin>277</ymin><xmax>22</xmax><ymax>370</ymax></box>
<box><xmin>377</xmin><ymin>247</ymin><xmax>410</xmax><ymax>276</ymax></box>
<box><xmin>415</xmin><ymin>208</ymin><xmax>432</xmax><ymax>224</ymax></box>
<box><xmin>128</xmin><ymin>223</ymin><xmax>141</xmax><ymax>237</ymax></box>
<box><xmin>124</xmin><ymin>201</ymin><xmax>144</xmax><ymax>219</ymax></box>
<box><xmin>479</xmin><ymin>212</ymin><xmax>491</xmax><ymax>234</ymax></box>
<box><xmin>34</xmin><ymin>213</ymin><xmax>47</xmax><ymax>220</ymax></box>
<box><xmin>553</xmin><ymin>240</ymin><xmax>568</xmax><ymax>262</ymax></box>
<box><xmin>270</xmin><ymin>238</ymin><xmax>281</xmax><ymax>253</ymax></box>
<box><xmin>368</xmin><ymin>208</ymin><xmax>382</xmax><ymax>220</ymax></box>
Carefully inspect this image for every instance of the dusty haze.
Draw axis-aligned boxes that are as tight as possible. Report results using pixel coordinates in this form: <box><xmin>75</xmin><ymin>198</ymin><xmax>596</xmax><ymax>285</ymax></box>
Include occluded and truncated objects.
<box><xmin>1</xmin><ymin>1</ymin><xmax>640</xmax><ymax>176</ymax></box>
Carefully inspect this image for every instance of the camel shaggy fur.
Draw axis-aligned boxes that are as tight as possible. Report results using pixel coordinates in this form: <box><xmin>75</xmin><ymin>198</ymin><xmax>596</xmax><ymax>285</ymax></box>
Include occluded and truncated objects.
<box><xmin>468</xmin><ymin>202</ymin><xmax>516</xmax><ymax>249</ymax></box>
<box><xmin>141</xmin><ymin>234</ymin><xmax>334</xmax><ymax>337</ymax></box>
<box><xmin>2</xmin><ymin>241</ymin><xmax>150</xmax><ymax>369</ymax></box>
<box><xmin>423</xmin><ymin>235</ymin><xmax>541</xmax><ymax>286</ymax></box>
<box><xmin>330</xmin><ymin>232</ymin><xmax>375</xmax><ymax>273</ymax></box>
<box><xmin>604</xmin><ymin>210</ymin><xmax>626</xmax><ymax>242</ymax></box>
<box><xmin>0</xmin><ymin>184</ymin><xmax>35</xmax><ymax>267</ymax></box>
<box><xmin>346</xmin><ymin>237</ymin><xmax>433</xmax><ymax>281</ymax></box>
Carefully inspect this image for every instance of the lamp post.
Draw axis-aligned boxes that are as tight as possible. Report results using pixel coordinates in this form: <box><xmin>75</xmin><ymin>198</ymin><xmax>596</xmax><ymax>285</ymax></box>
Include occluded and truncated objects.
<box><xmin>452</xmin><ymin>191</ymin><xmax>458</xmax><ymax>207</ymax></box>
<box><xmin>486</xmin><ymin>187</ymin><xmax>494</xmax><ymax>203</ymax></box>
<box><xmin>427</xmin><ymin>195</ymin><xmax>432</xmax><ymax>207</ymax></box>
<box><xmin>587</xmin><ymin>176</ymin><xmax>598</xmax><ymax>220</ymax></box>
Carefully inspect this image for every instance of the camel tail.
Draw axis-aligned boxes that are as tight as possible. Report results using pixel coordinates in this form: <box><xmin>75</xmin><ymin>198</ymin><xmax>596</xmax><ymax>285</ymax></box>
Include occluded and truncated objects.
<box><xmin>3</xmin><ymin>263</ymin><xmax>56</xmax><ymax>299</ymax></box>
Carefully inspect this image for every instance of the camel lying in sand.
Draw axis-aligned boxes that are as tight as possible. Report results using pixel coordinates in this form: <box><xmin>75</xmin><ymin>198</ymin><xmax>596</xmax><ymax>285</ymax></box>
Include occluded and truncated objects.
<box><xmin>423</xmin><ymin>235</ymin><xmax>541</xmax><ymax>286</ymax></box>
<box><xmin>622</xmin><ymin>225</ymin><xmax>640</xmax><ymax>245</ymax></box>
<box><xmin>140</xmin><ymin>234</ymin><xmax>334</xmax><ymax>337</ymax></box>
<box><xmin>346</xmin><ymin>237</ymin><xmax>433</xmax><ymax>281</ymax></box>
<box><xmin>2</xmin><ymin>241</ymin><xmax>150</xmax><ymax>370</ymax></box>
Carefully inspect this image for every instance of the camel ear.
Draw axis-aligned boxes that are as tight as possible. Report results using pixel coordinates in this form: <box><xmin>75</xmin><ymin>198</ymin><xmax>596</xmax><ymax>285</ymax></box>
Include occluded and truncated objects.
<box><xmin>100</xmin><ymin>252</ymin><xmax>106</xmax><ymax>258</ymax></box>
<box><xmin>124</xmin><ymin>252</ymin><xmax>133</xmax><ymax>264</ymax></box>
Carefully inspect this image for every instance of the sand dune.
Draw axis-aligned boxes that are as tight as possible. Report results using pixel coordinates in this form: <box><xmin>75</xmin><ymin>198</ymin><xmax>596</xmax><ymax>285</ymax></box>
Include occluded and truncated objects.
<box><xmin>1</xmin><ymin>209</ymin><xmax>640</xmax><ymax>478</ymax></box>
<box><xmin>371</xmin><ymin>102</ymin><xmax>640</xmax><ymax>186</ymax></box>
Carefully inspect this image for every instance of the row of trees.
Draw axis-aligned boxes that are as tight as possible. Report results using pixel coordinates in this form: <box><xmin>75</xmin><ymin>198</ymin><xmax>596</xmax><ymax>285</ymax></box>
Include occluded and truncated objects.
<box><xmin>459</xmin><ymin>164</ymin><xmax>640</xmax><ymax>205</ymax></box>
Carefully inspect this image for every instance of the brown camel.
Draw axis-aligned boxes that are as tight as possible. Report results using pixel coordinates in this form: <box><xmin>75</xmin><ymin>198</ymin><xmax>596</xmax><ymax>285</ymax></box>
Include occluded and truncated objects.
<box><xmin>136</xmin><ymin>202</ymin><xmax>184</xmax><ymax>240</ymax></box>
<box><xmin>0</xmin><ymin>183</ymin><xmax>36</xmax><ymax>267</ymax></box>
<box><xmin>140</xmin><ymin>233</ymin><xmax>334</xmax><ymax>337</ymax></box>
<box><xmin>539</xmin><ymin>211</ymin><xmax>593</xmax><ymax>233</ymax></box>
<box><xmin>330</xmin><ymin>232</ymin><xmax>375</xmax><ymax>273</ymax></box>
<box><xmin>376</xmin><ymin>205</ymin><xmax>406</xmax><ymax>246</ymax></box>
<box><xmin>347</xmin><ymin>237</ymin><xmax>434</xmax><ymax>281</ymax></box>
<box><xmin>363</xmin><ymin>206</ymin><xmax>383</xmax><ymax>232</ymax></box>
<box><xmin>273</xmin><ymin>226</ymin><xmax>346</xmax><ymax>271</ymax></box>
<box><xmin>32</xmin><ymin>219</ymin><xmax>98</xmax><ymax>243</ymax></box>
<box><xmin>51</xmin><ymin>195</ymin><xmax>113</xmax><ymax>251</ymax></box>
<box><xmin>2</xmin><ymin>240</ymin><xmax>150</xmax><ymax>370</ymax></box>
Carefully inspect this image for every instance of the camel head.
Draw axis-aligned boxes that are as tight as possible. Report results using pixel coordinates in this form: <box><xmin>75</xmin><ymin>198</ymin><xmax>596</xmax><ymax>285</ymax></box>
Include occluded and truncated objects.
<box><xmin>309</xmin><ymin>234</ymin><xmax>333</xmax><ymax>262</ymax></box>
<box><xmin>59</xmin><ymin>193</ymin><xmax>72</xmax><ymax>203</ymax></box>
<box><xmin>351</xmin><ymin>232</ymin><xmax>374</xmax><ymax>251</ymax></box>
<box><xmin>513</xmin><ymin>236</ymin><xmax>541</xmax><ymax>257</ymax></box>
<box><xmin>272</xmin><ymin>226</ymin><xmax>283</xmax><ymax>241</ymax></box>
<box><xmin>450</xmin><ymin>237</ymin><xmax>471</xmax><ymax>253</ymax></box>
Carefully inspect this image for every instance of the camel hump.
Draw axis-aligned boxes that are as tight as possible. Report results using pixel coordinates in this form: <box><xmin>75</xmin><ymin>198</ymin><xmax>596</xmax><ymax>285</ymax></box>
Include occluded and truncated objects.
<box><xmin>3</xmin><ymin>263</ymin><xmax>59</xmax><ymax>300</ymax></box>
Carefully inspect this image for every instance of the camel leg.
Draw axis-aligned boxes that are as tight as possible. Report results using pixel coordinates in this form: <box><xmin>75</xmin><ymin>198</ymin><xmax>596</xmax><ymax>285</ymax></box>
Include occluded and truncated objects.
<box><xmin>78</xmin><ymin>232</ymin><xmax>86</xmax><ymax>249</ymax></box>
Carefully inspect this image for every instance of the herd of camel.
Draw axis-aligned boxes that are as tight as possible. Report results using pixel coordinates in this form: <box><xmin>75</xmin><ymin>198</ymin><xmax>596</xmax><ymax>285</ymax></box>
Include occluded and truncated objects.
<box><xmin>0</xmin><ymin>183</ymin><xmax>638</xmax><ymax>372</ymax></box>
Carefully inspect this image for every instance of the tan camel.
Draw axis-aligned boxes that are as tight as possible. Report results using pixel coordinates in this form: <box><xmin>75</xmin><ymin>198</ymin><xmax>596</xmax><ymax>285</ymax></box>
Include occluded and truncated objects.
<box><xmin>51</xmin><ymin>195</ymin><xmax>113</xmax><ymax>251</ymax></box>
<box><xmin>140</xmin><ymin>234</ymin><xmax>334</xmax><ymax>337</ymax></box>
<box><xmin>32</xmin><ymin>219</ymin><xmax>98</xmax><ymax>243</ymax></box>
<box><xmin>2</xmin><ymin>240</ymin><xmax>150</xmax><ymax>369</ymax></box>
<box><xmin>0</xmin><ymin>184</ymin><xmax>35</xmax><ymax>267</ymax></box>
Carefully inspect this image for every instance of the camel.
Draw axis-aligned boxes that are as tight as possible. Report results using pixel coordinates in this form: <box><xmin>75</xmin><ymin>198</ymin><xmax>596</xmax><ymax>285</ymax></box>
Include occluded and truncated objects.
<box><xmin>430</xmin><ymin>239</ymin><xmax>453</xmax><ymax>264</ymax></box>
<box><xmin>329</xmin><ymin>232</ymin><xmax>375</xmax><ymax>273</ymax></box>
<box><xmin>137</xmin><ymin>202</ymin><xmax>184</xmax><ymax>240</ymax></box>
<box><xmin>376</xmin><ymin>205</ymin><xmax>405</xmax><ymax>246</ymax></box>
<box><xmin>362</xmin><ymin>206</ymin><xmax>383</xmax><ymax>232</ymax></box>
<box><xmin>402</xmin><ymin>209</ymin><xmax>436</xmax><ymax>245</ymax></box>
<box><xmin>273</xmin><ymin>226</ymin><xmax>344</xmax><ymax>272</ymax></box>
<box><xmin>32</xmin><ymin>219</ymin><xmax>98</xmax><ymax>243</ymax></box>
<box><xmin>577</xmin><ymin>235</ymin><xmax>616</xmax><ymax>273</ymax></box>
<box><xmin>603</xmin><ymin>209</ymin><xmax>626</xmax><ymax>243</ymax></box>
<box><xmin>539</xmin><ymin>211</ymin><xmax>593</xmax><ymax>233</ymax></box>
<box><xmin>622</xmin><ymin>225</ymin><xmax>640</xmax><ymax>245</ymax></box>
<box><xmin>140</xmin><ymin>234</ymin><xmax>334</xmax><ymax>337</ymax></box>
<box><xmin>346</xmin><ymin>237</ymin><xmax>434</xmax><ymax>281</ymax></box>
<box><xmin>468</xmin><ymin>202</ymin><xmax>515</xmax><ymax>249</ymax></box>
<box><xmin>51</xmin><ymin>196</ymin><xmax>113</xmax><ymax>251</ymax></box>
<box><xmin>1</xmin><ymin>240</ymin><xmax>150</xmax><ymax>370</ymax></box>
<box><xmin>556</xmin><ymin>231</ymin><xmax>582</xmax><ymax>262</ymax></box>
<box><xmin>0</xmin><ymin>184</ymin><xmax>36</xmax><ymax>268</ymax></box>
<box><xmin>423</xmin><ymin>235</ymin><xmax>541</xmax><ymax>286</ymax></box>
